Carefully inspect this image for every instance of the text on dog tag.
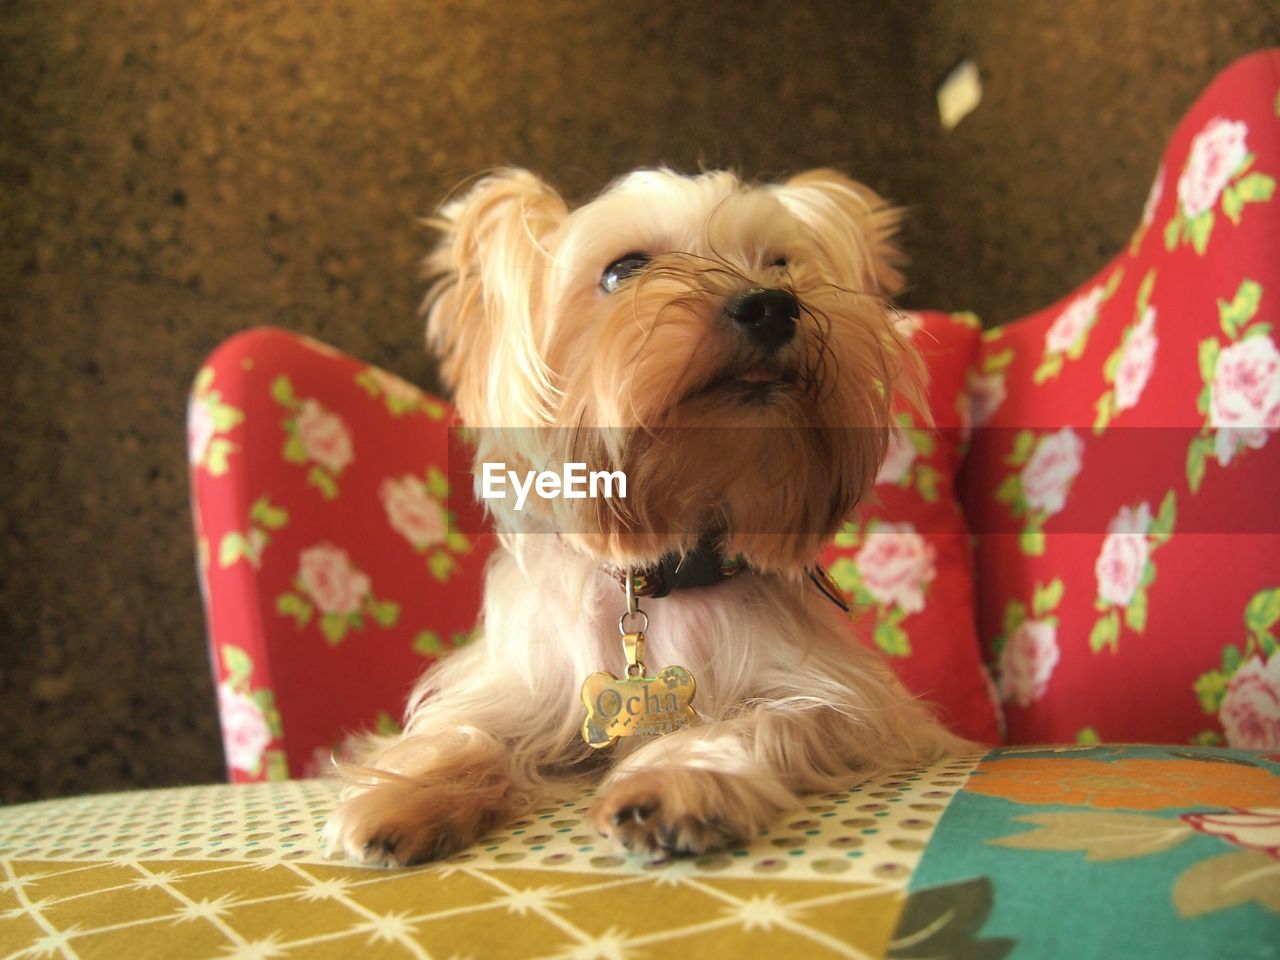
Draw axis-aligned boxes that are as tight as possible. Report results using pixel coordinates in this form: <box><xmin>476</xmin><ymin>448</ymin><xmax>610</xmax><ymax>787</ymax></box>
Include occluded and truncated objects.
<box><xmin>580</xmin><ymin>665</ymin><xmax>698</xmax><ymax>749</ymax></box>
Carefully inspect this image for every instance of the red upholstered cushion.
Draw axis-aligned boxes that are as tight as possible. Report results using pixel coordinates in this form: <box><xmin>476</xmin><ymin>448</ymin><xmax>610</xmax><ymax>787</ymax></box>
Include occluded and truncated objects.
<box><xmin>959</xmin><ymin>49</ymin><xmax>1280</xmax><ymax>748</ymax></box>
<box><xmin>190</xmin><ymin>329</ymin><xmax>492</xmax><ymax>781</ymax></box>
<box><xmin>821</xmin><ymin>310</ymin><xmax>1003</xmax><ymax>745</ymax></box>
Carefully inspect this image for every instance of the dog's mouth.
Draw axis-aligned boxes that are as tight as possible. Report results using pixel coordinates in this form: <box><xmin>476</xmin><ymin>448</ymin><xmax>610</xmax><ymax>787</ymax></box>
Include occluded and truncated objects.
<box><xmin>691</xmin><ymin>365</ymin><xmax>798</xmax><ymax>404</ymax></box>
<box><xmin>734</xmin><ymin>368</ymin><xmax>790</xmax><ymax>384</ymax></box>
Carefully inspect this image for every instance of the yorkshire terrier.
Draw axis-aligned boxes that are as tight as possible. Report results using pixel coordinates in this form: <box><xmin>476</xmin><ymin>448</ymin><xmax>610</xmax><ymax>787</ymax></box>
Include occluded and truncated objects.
<box><xmin>324</xmin><ymin>167</ymin><xmax>971</xmax><ymax>867</ymax></box>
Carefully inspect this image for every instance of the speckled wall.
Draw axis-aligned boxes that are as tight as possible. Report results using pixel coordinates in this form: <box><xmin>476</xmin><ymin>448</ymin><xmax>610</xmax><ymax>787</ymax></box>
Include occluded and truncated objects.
<box><xmin>3</xmin><ymin>0</ymin><xmax>1276</xmax><ymax>803</ymax></box>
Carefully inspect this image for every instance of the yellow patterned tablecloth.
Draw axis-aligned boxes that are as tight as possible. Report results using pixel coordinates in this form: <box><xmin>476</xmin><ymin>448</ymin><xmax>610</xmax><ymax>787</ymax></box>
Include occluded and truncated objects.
<box><xmin>0</xmin><ymin>756</ymin><xmax>980</xmax><ymax>959</ymax></box>
<box><xmin>7</xmin><ymin>746</ymin><xmax>1279</xmax><ymax>959</ymax></box>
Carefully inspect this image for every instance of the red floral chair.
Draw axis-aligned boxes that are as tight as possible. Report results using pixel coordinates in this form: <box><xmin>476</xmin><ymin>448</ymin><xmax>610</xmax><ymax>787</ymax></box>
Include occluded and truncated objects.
<box><xmin>189</xmin><ymin>333</ymin><xmax>491</xmax><ymax>780</ymax></box>
<box><xmin>190</xmin><ymin>50</ymin><xmax>1280</xmax><ymax>783</ymax></box>
<box><xmin>960</xmin><ymin>48</ymin><xmax>1280</xmax><ymax>748</ymax></box>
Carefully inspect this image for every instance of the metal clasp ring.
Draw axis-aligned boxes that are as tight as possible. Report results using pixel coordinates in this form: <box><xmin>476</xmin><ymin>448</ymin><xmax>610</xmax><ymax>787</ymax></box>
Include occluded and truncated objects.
<box><xmin>618</xmin><ymin>568</ymin><xmax>649</xmax><ymax>635</ymax></box>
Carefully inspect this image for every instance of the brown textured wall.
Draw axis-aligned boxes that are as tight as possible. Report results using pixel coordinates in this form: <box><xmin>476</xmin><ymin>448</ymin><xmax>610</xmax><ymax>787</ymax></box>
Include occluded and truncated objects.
<box><xmin>2</xmin><ymin>0</ymin><xmax>1276</xmax><ymax>803</ymax></box>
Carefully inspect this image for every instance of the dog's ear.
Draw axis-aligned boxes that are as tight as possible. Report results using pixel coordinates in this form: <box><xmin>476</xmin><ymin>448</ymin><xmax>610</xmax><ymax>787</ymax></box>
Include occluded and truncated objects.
<box><xmin>772</xmin><ymin>169</ymin><xmax>905</xmax><ymax>297</ymax></box>
<box><xmin>775</xmin><ymin>169</ymin><xmax>927</xmax><ymax>433</ymax></box>
<box><xmin>423</xmin><ymin>169</ymin><xmax>568</xmax><ymax>426</ymax></box>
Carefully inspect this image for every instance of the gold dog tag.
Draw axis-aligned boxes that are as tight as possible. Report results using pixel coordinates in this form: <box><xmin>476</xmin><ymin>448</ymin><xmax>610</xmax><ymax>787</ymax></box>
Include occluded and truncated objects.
<box><xmin>580</xmin><ymin>631</ymin><xmax>699</xmax><ymax>749</ymax></box>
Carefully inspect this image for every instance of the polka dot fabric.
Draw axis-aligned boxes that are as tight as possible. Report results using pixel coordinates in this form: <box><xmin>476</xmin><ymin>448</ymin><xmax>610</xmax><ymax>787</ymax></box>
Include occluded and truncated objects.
<box><xmin>0</xmin><ymin>780</ymin><xmax>335</xmax><ymax>865</ymax></box>
<box><xmin>449</xmin><ymin>754</ymin><xmax>980</xmax><ymax>883</ymax></box>
<box><xmin>0</xmin><ymin>756</ymin><xmax>981</xmax><ymax>883</ymax></box>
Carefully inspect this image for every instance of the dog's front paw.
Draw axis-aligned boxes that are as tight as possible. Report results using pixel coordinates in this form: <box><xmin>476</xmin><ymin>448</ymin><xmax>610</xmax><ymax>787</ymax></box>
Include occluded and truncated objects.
<box><xmin>325</xmin><ymin>778</ymin><xmax>484</xmax><ymax>868</ymax></box>
<box><xmin>325</xmin><ymin>730</ymin><xmax>530</xmax><ymax>868</ymax></box>
<box><xmin>589</xmin><ymin>768</ymin><xmax>769</xmax><ymax>857</ymax></box>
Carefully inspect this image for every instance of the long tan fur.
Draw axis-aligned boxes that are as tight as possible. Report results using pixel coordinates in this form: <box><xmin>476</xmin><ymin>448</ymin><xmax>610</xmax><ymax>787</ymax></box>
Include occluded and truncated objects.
<box><xmin>324</xmin><ymin>168</ymin><xmax>973</xmax><ymax>866</ymax></box>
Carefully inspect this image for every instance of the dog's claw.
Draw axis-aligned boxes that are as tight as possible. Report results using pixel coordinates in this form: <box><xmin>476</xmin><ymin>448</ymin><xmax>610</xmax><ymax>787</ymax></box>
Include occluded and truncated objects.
<box><xmin>590</xmin><ymin>770</ymin><xmax>754</xmax><ymax>857</ymax></box>
<box><xmin>613</xmin><ymin>803</ymin><xmax>655</xmax><ymax>827</ymax></box>
<box><xmin>359</xmin><ymin>835</ymin><xmax>411</xmax><ymax>867</ymax></box>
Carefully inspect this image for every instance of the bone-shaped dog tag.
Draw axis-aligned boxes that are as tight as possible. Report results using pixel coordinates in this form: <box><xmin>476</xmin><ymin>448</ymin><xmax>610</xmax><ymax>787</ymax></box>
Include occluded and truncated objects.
<box><xmin>580</xmin><ymin>639</ymin><xmax>699</xmax><ymax>749</ymax></box>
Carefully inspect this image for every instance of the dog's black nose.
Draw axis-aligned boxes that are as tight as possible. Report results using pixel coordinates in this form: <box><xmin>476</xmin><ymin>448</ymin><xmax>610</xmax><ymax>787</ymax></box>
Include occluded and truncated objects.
<box><xmin>726</xmin><ymin>288</ymin><xmax>799</xmax><ymax>350</ymax></box>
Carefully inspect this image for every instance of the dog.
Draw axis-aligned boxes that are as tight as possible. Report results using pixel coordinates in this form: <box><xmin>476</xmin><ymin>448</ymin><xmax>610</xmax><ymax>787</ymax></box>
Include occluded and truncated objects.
<box><xmin>323</xmin><ymin>167</ymin><xmax>971</xmax><ymax>867</ymax></box>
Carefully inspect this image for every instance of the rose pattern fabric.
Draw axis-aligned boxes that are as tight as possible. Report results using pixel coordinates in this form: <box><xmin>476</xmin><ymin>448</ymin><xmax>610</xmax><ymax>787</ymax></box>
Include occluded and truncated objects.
<box><xmin>829</xmin><ymin>518</ymin><xmax>941</xmax><ymax>659</ymax></box>
<box><xmin>852</xmin><ymin>523</ymin><xmax>937</xmax><ymax>616</ymax></box>
<box><xmin>998</xmin><ymin>619</ymin><xmax>1060</xmax><ymax>708</ymax></box>
<box><xmin>1033</xmin><ymin>270</ymin><xmax>1122</xmax><ymax>384</ymax></box>
<box><xmin>1178</xmin><ymin>118</ymin><xmax>1250</xmax><ymax>220</ymax></box>
<box><xmin>1143</xmin><ymin>165</ymin><xmax>1165</xmax><ymax>224</ymax></box>
<box><xmin>215</xmin><ymin>644</ymin><xmax>285</xmax><ymax>779</ymax></box>
<box><xmin>995</xmin><ymin>428</ymin><xmax>1085</xmax><ymax>556</ymax></box>
<box><xmin>1188</xmin><ymin>279</ymin><xmax>1279</xmax><ymax>490</ymax></box>
<box><xmin>188</xmin><ymin>367</ymin><xmax>244</xmax><ymax>476</ymax></box>
<box><xmin>380</xmin><ymin>467</ymin><xmax>473</xmax><ymax>580</ymax></box>
<box><xmin>297</xmin><ymin>543</ymin><xmax>371</xmax><ymax>617</ymax></box>
<box><xmin>1193</xmin><ymin>588</ymin><xmax>1280</xmax><ymax>749</ymax></box>
<box><xmin>992</xmin><ymin>580</ymin><xmax>1064</xmax><ymax>709</ymax></box>
<box><xmin>1045</xmin><ymin>287</ymin><xmax>1105</xmax><ymax>357</ymax></box>
<box><xmin>876</xmin><ymin>428</ymin><xmax>918</xmax><ymax>485</ymax></box>
<box><xmin>273</xmin><ymin>375</ymin><xmax>354</xmax><ymax>500</ymax></box>
<box><xmin>1219</xmin><ymin>653</ymin><xmax>1280</xmax><ymax>750</ymax></box>
<box><xmin>381</xmin><ymin>475</ymin><xmax>449</xmax><ymax>551</ymax></box>
<box><xmin>218</xmin><ymin>496</ymin><xmax>288</xmax><ymax>570</ymax></box>
<box><xmin>968</xmin><ymin>367</ymin><xmax>1008</xmax><ymax>428</ymax></box>
<box><xmin>356</xmin><ymin>365</ymin><xmax>447</xmax><ymax>418</ymax></box>
<box><xmin>1096</xmin><ymin>271</ymin><xmax>1160</xmax><ymax>433</ymax></box>
<box><xmin>1089</xmin><ymin>493</ymin><xmax>1175</xmax><ymax>652</ymax></box>
<box><xmin>218</xmin><ymin>682</ymin><xmax>274</xmax><ymax>776</ymax></box>
<box><xmin>874</xmin><ymin>417</ymin><xmax>943</xmax><ymax>502</ymax></box>
<box><xmin>1166</xmin><ymin>116</ymin><xmax>1276</xmax><ymax>254</ymax></box>
<box><xmin>1113</xmin><ymin>306</ymin><xmax>1158</xmax><ymax>412</ymax></box>
<box><xmin>1210</xmin><ymin>335</ymin><xmax>1280</xmax><ymax>464</ymax></box>
<box><xmin>1128</xmin><ymin>166</ymin><xmax>1164</xmax><ymax>254</ymax></box>
<box><xmin>193</xmin><ymin>327</ymin><xmax>492</xmax><ymax>781</ymax></box>
<box><xmin>1095</xmin><ymin>505</ymin><xmax>1152</xmax><ymax>607</ymax></box>
<box><xmin>295</xmin><ymin>399</ymin><xmax>354</xmax><ymax>474</ymax></box>
<box><xmin>188</xmin><ymin>396</ymin><xmax>215</xmax><ymax>466</ymax></box>
<box><xmin>961</xmin><ymin>52</ymin><xmax>1280</xmax><ymax>747</ymax></box>
<box><xmin>1019</xmin><ymin>429</ymin><xmax>1084</xmax><ymax>515</ymax></box>
<box><xmin>276</xmin><ymin>543</ymin><xmax>400</xmax><ymax>645</ymax></box>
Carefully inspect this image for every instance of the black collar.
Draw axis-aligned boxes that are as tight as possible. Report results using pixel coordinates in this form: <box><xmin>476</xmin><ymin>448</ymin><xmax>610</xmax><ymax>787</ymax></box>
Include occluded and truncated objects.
<box><xmin>609</xmin><ymin>540</ymin><xmax>744</xmax><ymax>599</ymax></box>
<box><xmin>606</xmin><ymin>540</ymin><xmax>850</xmax><ymax>614</ymax></box>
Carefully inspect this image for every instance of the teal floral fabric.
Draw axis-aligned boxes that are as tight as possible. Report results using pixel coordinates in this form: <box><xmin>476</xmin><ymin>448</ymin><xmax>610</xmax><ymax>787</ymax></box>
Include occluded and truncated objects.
<box><xmin>898</xmin><ymin>745</ymin><xmax>1280</xmax><ymax>959</ymax></box>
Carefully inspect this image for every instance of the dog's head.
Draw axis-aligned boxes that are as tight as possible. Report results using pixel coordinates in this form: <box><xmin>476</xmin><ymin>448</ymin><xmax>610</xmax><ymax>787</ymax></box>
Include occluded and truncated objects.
<box><xmin>424</xmin><ymin>168</ymin><xmax>920</xmax><ymax>573</ymax></box>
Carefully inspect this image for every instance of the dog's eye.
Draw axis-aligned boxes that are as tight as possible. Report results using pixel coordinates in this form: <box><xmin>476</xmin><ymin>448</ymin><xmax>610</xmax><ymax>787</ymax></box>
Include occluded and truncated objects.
<box><xmin>770</xmin><ymin>256</ymin><xmax>789</xmax><ymax>269</ymax></box>
<box><xmin>600</xmin><ymin>253</ymin><xmax>651</xmax><ymax>293</ymax></box>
